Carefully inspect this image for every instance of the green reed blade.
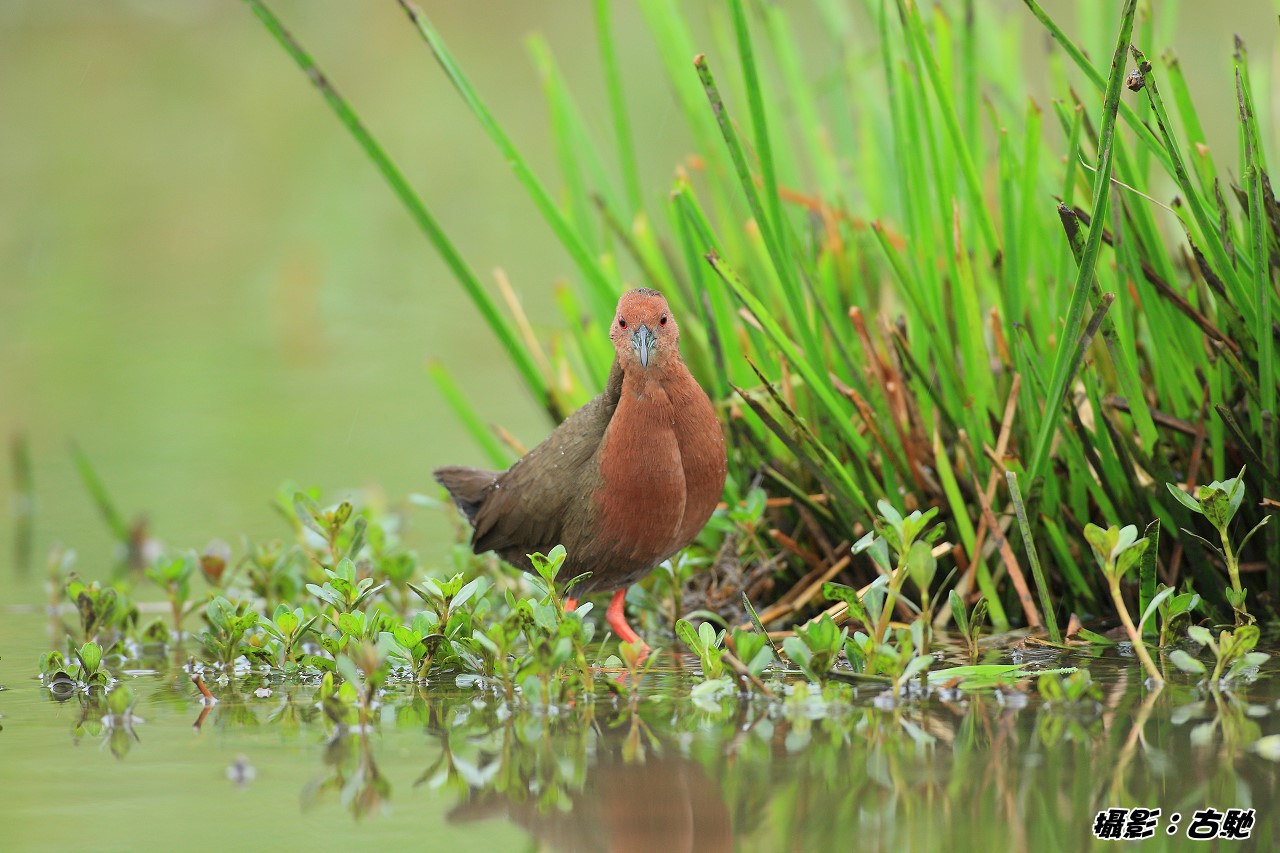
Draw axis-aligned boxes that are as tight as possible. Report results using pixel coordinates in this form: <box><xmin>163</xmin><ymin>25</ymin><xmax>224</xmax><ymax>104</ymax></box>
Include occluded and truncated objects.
<box><xmin>427</xmin><ymin>361</ymin><xmax>512</xmax><ymax>469</ymax></box>
<box><xmin>1237</xmin><ymin>65</ymin><xmax>1276</xmax><ymax>417</ymax></box>
<box><xmin>593</xmin><ymin>0</ymin><xmax>642</xmax><ymax>213</ymax></box>
<box><xmin>69</xmin><ymin>442</ymin><xmax>130</xmax><ymax>544</ymax></box>
<box><xmin>1130</xmin><ymin>46</ymin><xmax>1249</xmax><ymax>328</ymax></box>
<box><xmin>694</xmin><ymin>52</ymin><xmax>820</xmax><ymax>365</ymax></box>
<box><xmin>1020</xmin><ymin>0</ymin><xmax>1172</xmax><ymax>177</ymax></box>
<box><xmin>896</xmin><ymin>0</ymin><xmax>997</xmax><ymax>254</ymax></box>
<box><xmin>1027</xmin><ymin>0</ymin><xmax>1136</xmax><ymax>486</ymax></box>
<box><xmin>1007</xmin><ymin>471</ymin><xmax>1060</xmax><ymax>644</ymax></box>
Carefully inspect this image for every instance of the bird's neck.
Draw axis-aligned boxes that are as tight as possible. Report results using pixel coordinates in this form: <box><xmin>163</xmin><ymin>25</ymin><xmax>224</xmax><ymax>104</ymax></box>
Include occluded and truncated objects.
<box><xmin>620</xmin><ymin>357</ymin><xmax>689</xmax><ymax>398</ymax></box>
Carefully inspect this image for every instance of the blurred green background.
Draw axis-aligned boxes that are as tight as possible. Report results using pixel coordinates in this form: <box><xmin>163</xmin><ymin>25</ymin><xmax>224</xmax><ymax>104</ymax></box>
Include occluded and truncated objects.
<box><xmin>2</xmin><ymin>0</ymin><xmax>1278</xmax><ymax>604</ymax></box>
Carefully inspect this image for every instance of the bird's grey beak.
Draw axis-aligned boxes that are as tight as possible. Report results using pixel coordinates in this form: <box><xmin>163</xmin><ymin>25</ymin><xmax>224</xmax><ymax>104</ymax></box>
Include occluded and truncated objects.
<box><xmin>631</xmin><ymin>324</ymin><xmax>656</xmax><ymax>368</ymax></box>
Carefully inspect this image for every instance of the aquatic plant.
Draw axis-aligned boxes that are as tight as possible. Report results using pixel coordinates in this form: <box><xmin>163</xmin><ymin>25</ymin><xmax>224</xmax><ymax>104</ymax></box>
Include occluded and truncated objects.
<box><xmin>1154</xmin><ymin>585</ymin><xmax>1201</xmax><ymax>649</ymax></box>
<box><xmin>1167</xmin><ymin>469</ymin><xmax>1271</xmax><ymax>624</ymax></box>
<box><xmin>949</xmin><ymin>591</ymin><xmax>990</xmax><ymax>664</ymax></box>
<box><xmin>675</xmin><ymin>618</ymin><xmax>728</xmax><ymax>680</ymax></box>
<box><xmin>144</xmin><ymin>553</ymin><xmax>196</xmax><ymax>638</ymax></box>
<box><xmin>782</xmin><ymin>613</ymin><xmax>846</xmax><ymax>683</ymax></box>
<box><xmin>199</xmin><ymin>596</ymin><xmax>262</xmax><ymax>670</ymax></box>
<box><xmin>851</xmin><ymin>500</ymin><xmax>947</xmax><ymax>645</ymax></box>
<box><xmin>39</xmin><ymin>641</ymin><xmax>113</xmax><ymax>694</ymax></box>
<box><xmin>63</xmin><ymin>573</ymin><xmax>136</xmax><ymax>645</ymax></box>
<box><xmin>1169</xmin><ymin>624</ymin><xmax>1270</xmax><ymax>689</ymax></box>
<box><xmin>1083</xmin><ymin>523</ymin><xmax>1162</xmax><ymax>683</ymax></box>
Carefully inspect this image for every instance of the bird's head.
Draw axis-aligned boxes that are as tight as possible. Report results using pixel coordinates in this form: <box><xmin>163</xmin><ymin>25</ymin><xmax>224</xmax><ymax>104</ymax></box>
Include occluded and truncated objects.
<box><xmin>609</xmin><ymin>288</ymin><xmax>678</xmax><ymax>371</ymax></box>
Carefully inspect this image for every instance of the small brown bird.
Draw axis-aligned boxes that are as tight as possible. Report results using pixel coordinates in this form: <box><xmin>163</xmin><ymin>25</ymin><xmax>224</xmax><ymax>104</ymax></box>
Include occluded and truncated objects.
<box><xmin>435</xmin><ymin>288</ymin><xmax>727</xmax><ymax>649</ymax></box>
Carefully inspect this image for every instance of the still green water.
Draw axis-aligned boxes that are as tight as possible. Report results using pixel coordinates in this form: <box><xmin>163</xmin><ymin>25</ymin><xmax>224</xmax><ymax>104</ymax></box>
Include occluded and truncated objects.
<box><xmin>2</xmin><ymin>606</ymin><xmax>1276</xmax><ymax>852</ymax></box>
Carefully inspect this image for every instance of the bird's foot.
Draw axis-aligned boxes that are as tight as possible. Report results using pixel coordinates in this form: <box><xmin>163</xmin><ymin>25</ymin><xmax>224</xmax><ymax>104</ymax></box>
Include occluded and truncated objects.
<box><xmin>606</xmin><ymin>588</ymin><xmax>651</xmax><ymax>655</ymax></box>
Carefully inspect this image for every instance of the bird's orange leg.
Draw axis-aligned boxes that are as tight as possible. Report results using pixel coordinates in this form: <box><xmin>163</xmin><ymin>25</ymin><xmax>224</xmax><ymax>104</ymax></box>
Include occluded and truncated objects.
<box><xmin>606</xmin><ymin>588</ymin><xmax>650</xmax><ymax>652</ymax></box>
<box><xmin>563</xmin><ymin>597</ymin><xmax>578</xmax><ymax>612</ymax></box>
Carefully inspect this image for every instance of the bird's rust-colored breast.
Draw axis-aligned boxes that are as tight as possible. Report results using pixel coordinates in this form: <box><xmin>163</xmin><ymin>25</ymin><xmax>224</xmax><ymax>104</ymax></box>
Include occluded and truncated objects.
<box><xmin>664</xmin><ymin>365</ymin><xmax>727</xmax><ymax>556</ymax></box>
<box><xmin>594</xmin><ymin>370</ymin><xmax>687</xmax><ymax>568</ymax></box>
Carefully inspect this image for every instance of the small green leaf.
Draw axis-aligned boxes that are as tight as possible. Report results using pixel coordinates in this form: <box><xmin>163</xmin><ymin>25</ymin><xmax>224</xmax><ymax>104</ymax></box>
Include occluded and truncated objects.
<box><xmin>274</xmin><ymin>605</ymin><xmax>299</xmax><ymax>637</ymax></box>
<box><xmin>899</xmin><ymin>654</ymin><xmax>934</xmax><ymax>684</ymax></box>
<box><xmin>1186</xmin><ymin>625</ymin><xmax>1213</xmax><ymax>646</ymax></box>
<box><xmin>1165</xmin><ymin>483</ymin><xmax>1203</xmax><ymax>514</ymax></box>
<box><xmin>670</xmin><ymin>617</ymin><xmax>701</xmax><ymax>650</ymax></box>
<box><xmin>1075</xmin><ymin>627</ymin><xmax>1116</xmax><ymax>645</ymax></box>
<box><xmin>1137</xmin><ymin>586</ymin><xmax>1177</xmax><ymax>634</ymax></box>
<box><xmin>824</xmin><ymin>582</ymin><xmax>871</xmax><ymax>629</ymax></box>
<box><xmin>76</xmin><ymin>641</ymin><xmax>102</xmax><ymax>674</ymax></box>
<box><xmin>1168</xmin><ymin>649</ymin><xmax>1206</xmax><ymax>674</ymax></box>
<box><xmin>905</xmin><ymin>540</ymin><xmax>937</xmax><ymax>593</ymax></box>
<box><xmin>876</xmin><ymin>499</ymin><xmax>904</xmax><ymax>530</ymax></box>
<box><xmin>969</xmin><ymin>597</ymin><xmax>989</xmax><ymax>638</ymax></box>
<box><xmin>948</xmin><ymin>590</ymin><xmax>969</xmax><ymax>634</ymax></box>
<box><xmin>1237</xmin><ymin>515</ymin><xmax>1272</xmax><ymax>556</ymax></box>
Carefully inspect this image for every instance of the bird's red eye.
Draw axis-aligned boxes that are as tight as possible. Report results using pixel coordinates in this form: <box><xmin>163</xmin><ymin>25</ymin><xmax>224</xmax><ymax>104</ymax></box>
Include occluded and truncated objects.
<box><xmin>618</xmin><ymin>318</ymin><xmax>627</xmax><ymax>329</ymax></box>
<box><xmin>659</xmin><ymin>315</ymin><xmax>668</xmax><ymax>326</ymax></box>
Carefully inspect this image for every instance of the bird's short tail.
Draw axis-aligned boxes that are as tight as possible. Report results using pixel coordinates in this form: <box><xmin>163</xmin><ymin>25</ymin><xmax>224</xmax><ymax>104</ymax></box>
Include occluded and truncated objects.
<box><xmin>433</xmin><ymin>466</ymin><xmax>499</xmax><ymax>526</ymax></box>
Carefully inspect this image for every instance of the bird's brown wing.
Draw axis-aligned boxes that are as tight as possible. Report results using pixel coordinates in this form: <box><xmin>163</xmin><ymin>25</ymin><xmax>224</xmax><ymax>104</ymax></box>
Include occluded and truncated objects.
<box><xmin>470</xmin><ymin>359</ymin><xmax>623</xmax><ymax>557</ymax></box>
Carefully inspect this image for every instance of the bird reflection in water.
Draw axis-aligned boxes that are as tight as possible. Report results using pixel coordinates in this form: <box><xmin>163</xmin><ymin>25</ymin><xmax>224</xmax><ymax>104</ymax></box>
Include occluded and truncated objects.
<box><xmin>448</xmin><ymin>734</ymin><xmax>733</xmax><ymax>853</ymax></box>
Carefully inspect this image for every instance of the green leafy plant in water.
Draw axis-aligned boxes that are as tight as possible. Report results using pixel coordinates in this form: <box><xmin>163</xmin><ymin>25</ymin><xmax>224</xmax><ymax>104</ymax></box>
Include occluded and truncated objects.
<box><xmin>725</xmin><ymin>627</ymin><xmax>774</xmax><ymax>681</ymax></box>
<box><xmin>520</xmin><ymin>544</ymin><xmax>591</xmax><ymax>613</ymax></box>
<box><xmin>949</xmin><ymin>591</ymin><xmax>989</xmax><ymax>664</ymax></box>
<box><xmin>906</xmin><ymin>538</ymin><xmax>939</xmax><ymax>654</ymax></box>
<box><xmin>64</xmin><ymin>573</ymin><xmax>136</xmax><ymax>644</ymax></box>
<box><xmin>1083</xmin><ymin>523</ymin><xmax>1162</xmax><ymax>684</ymax></box>
<box><xmin>1154</xmin><ymin>584</ymin><xmax>1200</xmax><ymax>649</ymax></box>
<box><xmin>516</xmin><ymin>598</ymin><xmax>588</xmax><ymax>706</ymax></box>
<box><xmin>242</xmin><ymin>538</ymin><xmax>307</xmax><ymax>609</ymax></box>
<box><xmin>293</xmin><ymin>492</ymin><xmax>367</xmax><ymax>571</ymax></box>
<box><xmin>307</xmin><ymin>558</ymin><xmax>386</xmax><ymax>614</ymax></box>
<box><xmin>824</xmin><ymin>580</ymin><xmax>930</xmax><ymax>688</ymax></box>
<box><xmin>39</xmin><ymin>640</ymin><xmax>113</xmax><ymax>693</ymax></box>
<box><xmin>199</xmin><ymin>596</ymin><xmax>261</xmax><ymax>669</ymax></box>
<box><xmin>852</xmin><ymin>501</ymin><xmax>946</xmax><ymax>645</ymax></box>
<box><xmin>145</xmin><ymin>552</ymin><xmax>196</xmax><ymax>638</ymax></box>
<box><xmin>782</xmin><ymin>613</ymin><xmax>846</xmax><ymax>682</ymax></box>
<box><xmin>387</xmin><ymin>611</ymin><xmax>444</xmax><ymax>682</ymax></box>
<box><xmin>676</xmin><ymin>619</ymin><xmax>727</xmax><ymax>679</ymax></box>
<box><xmin>1168</xmin><ymin>624</ymin><xmax>1269</xmax><ymax>689</ymax></box>
<box><xmin>407</xmin><ymin>572</ymin><xmax>487</xmax><ymax>630</ymax></box>
<box><xmin>474</xmin><ymin>611</ymin><xmax>524</xmax><ymax>702</ymax></box>
<box><xmin>1167</xmin><ymin>468</ymin><xmax>1270</xmax><ymax>624</ymax></box>
<box><xmin>259</xmin><ymin>604</ymin><xmax>320</xmax><ymax>670</ymax></box>
<box><xmin>874</xmin><ymin>628</ymin><xmax>935</xmax><ymax>698</ymax></box>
